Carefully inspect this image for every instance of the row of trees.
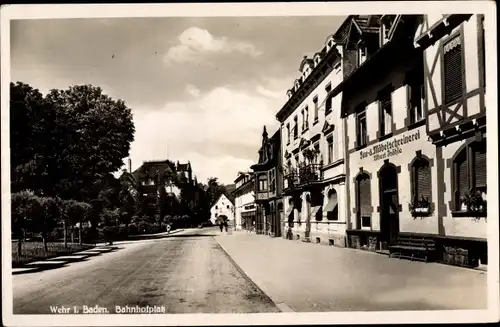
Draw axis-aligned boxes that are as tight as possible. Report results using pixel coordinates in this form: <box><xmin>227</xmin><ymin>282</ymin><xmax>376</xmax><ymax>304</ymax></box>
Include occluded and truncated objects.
<box><xmin>10</xmin><ymin>82</ymin><xmax>135</xmax><ymax>252</ymax></box>
<box><xmin>11</xmin><ymin>81</ymin><xmax>234</xmax><ymax>254</ymax></box>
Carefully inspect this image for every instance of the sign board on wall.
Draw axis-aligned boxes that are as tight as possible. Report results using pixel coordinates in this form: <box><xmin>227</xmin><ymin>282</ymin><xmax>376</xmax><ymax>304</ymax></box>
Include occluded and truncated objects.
<box><xmin>359</xmin><ymin>130</ymin><xmax>421</xmax><ymax>161</ymax></box>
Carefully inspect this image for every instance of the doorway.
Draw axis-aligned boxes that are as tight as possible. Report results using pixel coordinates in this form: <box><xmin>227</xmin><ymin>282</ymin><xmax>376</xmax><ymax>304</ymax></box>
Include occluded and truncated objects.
<box><xmin>379</xmin><ymin>163</ymin><xmax>400</xmax><ymax>245</ymax></box>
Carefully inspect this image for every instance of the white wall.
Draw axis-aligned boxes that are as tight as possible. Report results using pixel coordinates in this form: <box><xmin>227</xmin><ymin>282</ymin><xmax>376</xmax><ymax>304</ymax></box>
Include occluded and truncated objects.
<box><xmin>210</xmin><ymin>194</ymin><xmax>235</xmax><ymax>225</ymax></box>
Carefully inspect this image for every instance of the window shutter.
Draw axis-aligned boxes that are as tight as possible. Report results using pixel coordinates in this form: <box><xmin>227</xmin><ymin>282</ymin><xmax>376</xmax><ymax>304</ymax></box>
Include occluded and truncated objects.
<box><xmin>444</xmin><ymin>37</ymin><xmax>463</xmax><ymax>104</ymax></box>
<box><xmin>475</xmin><ymin>145</ymin><xmax>487</xmax><ymax>188</ymax></box>
<box><xmin>358</xmin><ymin>176</ymin><xmax>372</xmax><ymax>217</ymax></box>
<box><xmin>416</xmin><ymin>161</ymin><xmax>431</xmax><ymax>202</ymax></box>
<box><xmin>458</xmin><ymin>156</ymin><xmax>469</xmax><ymax>199</ymax></box>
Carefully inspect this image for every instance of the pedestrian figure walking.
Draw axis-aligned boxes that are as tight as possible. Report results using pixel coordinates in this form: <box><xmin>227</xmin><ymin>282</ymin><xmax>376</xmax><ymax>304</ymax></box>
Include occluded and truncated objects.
<box><xmin>219</xmin><ymin>223</ymin><xmax>224</xmax><ymax>232</ymax></box>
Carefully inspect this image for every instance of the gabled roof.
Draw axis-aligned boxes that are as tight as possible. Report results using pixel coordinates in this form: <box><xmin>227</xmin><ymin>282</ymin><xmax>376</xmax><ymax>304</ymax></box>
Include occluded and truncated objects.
<box><xmin>333</xmin><ymin>15</ymin><xmax>382</xmax><ymax>45</ymax></box>
<box><xmin>211</xmin><ymin>193</ymin><xmax>234</xmax><ymax>208</ymax></box>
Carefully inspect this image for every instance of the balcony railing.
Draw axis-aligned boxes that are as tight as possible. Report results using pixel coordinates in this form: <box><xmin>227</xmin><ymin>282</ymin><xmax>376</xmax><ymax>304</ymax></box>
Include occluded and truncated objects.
<box><xmin>298</xmin><ymin>164</ymin><xmax>323</xmax><ymax>184</ymax></box>
<box><xmin>283</xmin><ymin>163</ymin><xmax>324</xmax><ymax>190</ymax></box>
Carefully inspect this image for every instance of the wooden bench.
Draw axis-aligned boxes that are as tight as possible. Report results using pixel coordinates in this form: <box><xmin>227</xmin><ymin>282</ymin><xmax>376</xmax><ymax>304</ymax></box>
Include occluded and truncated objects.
<box><xmin>389</xmin><ymin>235</ymin><xmax>436</xmax><ymax>263</ymax></box>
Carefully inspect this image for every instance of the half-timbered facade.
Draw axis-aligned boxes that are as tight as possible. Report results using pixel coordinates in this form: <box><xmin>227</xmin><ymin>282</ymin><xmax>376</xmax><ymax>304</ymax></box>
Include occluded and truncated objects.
<box><xmin>331</xmin><ymin>15</ymin><xmax>441</xmax><ymax>254</ymax></box>
<box><xmin>414</xmin><ymin>14</ymin><xmax>487</xmax><ymax>267</ymax></box>
<box><xmin>276</xmin><ymin>32</ymin><xmax>348</xmax><ymax>247</ymax></box>
<box><xmin>250</xmin><ymin>127</ymin><xmax>283</xmax><ymax>237</ymax></box>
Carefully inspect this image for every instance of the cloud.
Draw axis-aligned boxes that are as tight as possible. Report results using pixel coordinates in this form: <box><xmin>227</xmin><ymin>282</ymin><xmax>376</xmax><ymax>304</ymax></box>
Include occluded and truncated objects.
<box><xmin>185</xmin><ymin>84</ymin><xmax>201</xmax><ymax>98</ymax></box>
<box><xmin>163</xmin><ymin>27</ymin><xmax>262</xmax><ymax>65</ymax></box>
<box><xmin>128</xmin><ymin>86</ymin><xmax>280</xmax><ymax>184</ymax></box>
<box><xmin>256</xmin><ymin>85</ymin><xmax>283</xmax><ymax>99</ymax></box>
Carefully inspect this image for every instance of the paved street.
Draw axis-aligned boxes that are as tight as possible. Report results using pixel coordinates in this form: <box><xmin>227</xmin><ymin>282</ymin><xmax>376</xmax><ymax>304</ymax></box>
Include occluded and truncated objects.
<box><xmin>216</xmin><ymin>232</ymin><xmax>488</xmax><ymax>312</ymax></box>
<box><xmin>13</xmin><ymin>228</ymin><xmax>279</xmax><ymax>314</ymax></box>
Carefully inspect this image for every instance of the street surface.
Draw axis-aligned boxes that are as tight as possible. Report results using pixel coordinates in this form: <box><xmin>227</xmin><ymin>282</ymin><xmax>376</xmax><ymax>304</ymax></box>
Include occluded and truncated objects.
<box><xmin>13</xmin><ymin>228</ymin><xmax>279</xmax><ymax>314</ymax></box>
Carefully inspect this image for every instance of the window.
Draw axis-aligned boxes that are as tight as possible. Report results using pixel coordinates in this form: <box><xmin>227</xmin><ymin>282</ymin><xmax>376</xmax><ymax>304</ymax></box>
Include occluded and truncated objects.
<box><xmin>409</xmin><ymin>82</ymin><xmax>425</xmax><ymax>124</ymax></box>
<box><xmin>294</xmin><ymin>154</ymin><xmax>299</xmax><ymax>167</ymax></box>
<box><xmin>356</xmin><ymin>109</ymin><xmax>367</xmax><ymax>147</ymax></box>
<box><xmin>269</xmin><ymin>169</ymin><xmax>276</xmax><ymax>193</ymax></box>
<box><xmin>258</xmin><ymin>174</ymin><xmax>268</xmax><ymax>191</ymax></box>
<box><xmin>479</xmin><ymin>15</ymin><xmax>485</xmax><ymax>88</ymax></box>
<box><xmin>286</xmin><ymin>123</ymin><xmax>290</xmax><ymax>144</ymax></box>
<box><xmin>453</xmin><ymin>140</ymin><xmax>487</xmax><ymax>212</ymax></box>
<box><xmin>227</xmin><ymin>205</ymin><xmax>230</xmax><ymax>209</ymax></box>
<box><xmin>304</xmin><ymin>106</ymin><xmax>309</xmax><ymax>130</ymax></box>
<box><xmin>379</xmin><ymin>91</ymin><xmax>393</xmax><ymax>137</ymax></box>
<box><xmin>411</xmin><ymin>158</ymin><xmax>432</xmax><ymax>210</ymax></box>
<box><xmin>356</xmin><ymin>173</ymin><xmax>372</xmax><ymax>228</ymax></box>
<box><xmin>443</xmin><ymin>35</ymin><xmax>463</xmax><ymax>104</ymax></box>
<box><xmin>327</xmin><ymin>136</ymin><xmax>334</xmax><ymax>164</ymax></box>
<box><xmin>300</xmin><ymin>110</ymin><xmax>304</xmax><ymax>131</ymax></box>
<box><xmin>408</xmin><ymin>68</ymin><xmax>425</xmax><ymax>125</ymax></box>
<box><xmin>215</xmin><ymin>205</ymin><xmax>218</xmax><ymax>209</ymax></box>
<box><xmin>313</xmin><ymin>96</ymin><xmax>319</xmax><ymax>122</ymax></box>
<box><xmin>325</xmin><ymin>189</ymin><xmax>338</xmax><ymax>220</ymax></box>
<box><xmin>313</xmin><ymin>142</ymin><xmax>320</xmax><ymax>163</ymax></box>
<box><xmin>325</xmin><ymin>84</ymin><xmax>332</xmax><ymax>113</ymax></box>
<box><xmin>293</xmin><ymin>116</ymin><xmax>298</xmax><ymax>139</ymax></box>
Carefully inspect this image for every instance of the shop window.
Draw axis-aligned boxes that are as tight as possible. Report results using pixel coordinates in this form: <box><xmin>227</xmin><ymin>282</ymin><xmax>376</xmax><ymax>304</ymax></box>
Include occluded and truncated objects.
<box><xmin>453</xmin><ymin>140</ymin><xmax>487</xmax><ymax>213</ymax></box>
<box><xmin>379</xmin><ymin>90</ymin><xmax>393</xmax><ymax>137</ymax></box>
<box><xmin>356</xmin><ymin>109</ymin><xmax>367</xmax><ymax>147</ymax></box>
<box><xmin>443</xmin><ymin>35</ymin><xmax>463</xmax><ymax>104</ymax></box>
<box><xmin>356</xmin><ymin>173</ymin><xmax>372</xmax><ymax>228</ymax></box>
<box><xmin>325</xmin><ymin>83</ymin><xmax>332</xmax><ymax>114</ymax></box>
<box><xmin>411</xmin><ymin>158</ymin><xmax>432</xmax><ymax>213</ymax></box>
<box><xmin>313</xmin><ymin>96</ymin><xmax>319</xmax><ymax>123</ymax></box>
<box><xmin>325</xmin><ymin>189</ymin><xmax>338</xmax><ymax>220</ymax></box>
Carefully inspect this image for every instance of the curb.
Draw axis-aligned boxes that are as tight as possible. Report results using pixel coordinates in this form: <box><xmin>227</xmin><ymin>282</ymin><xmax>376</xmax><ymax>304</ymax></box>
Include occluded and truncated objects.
<box><xmin>95</xmin><ymin>229</ymin><xmax>186</xmax><ymax>246</ymax></box>
<box><xmin>214</xmin><ymin>237</ymin><xmax>294</xmax><ymax>313</ymax></box>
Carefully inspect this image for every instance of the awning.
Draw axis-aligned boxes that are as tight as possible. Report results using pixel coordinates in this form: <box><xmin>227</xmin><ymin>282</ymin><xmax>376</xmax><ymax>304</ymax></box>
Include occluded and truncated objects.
<box><xmin>324</xmin><ymin>195</ymin><xmax>338</xmax><ymax>212</ymax></box>
<box><xmin>309</xmin><ymin>205</ymin><xmax>322</xmax><ymax>220</ymax></box>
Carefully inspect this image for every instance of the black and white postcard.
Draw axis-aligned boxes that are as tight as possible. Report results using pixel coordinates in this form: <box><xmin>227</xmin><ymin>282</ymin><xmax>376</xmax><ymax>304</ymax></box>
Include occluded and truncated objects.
<box><xmin>1</xmin><ymin>2</ymin><xmax>498</xmax><ymax>326</ymax></box>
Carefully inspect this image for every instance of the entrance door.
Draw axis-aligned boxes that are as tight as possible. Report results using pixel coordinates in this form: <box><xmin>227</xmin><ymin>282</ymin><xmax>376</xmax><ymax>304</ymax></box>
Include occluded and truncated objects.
<box><xmin>379</xmin><ymin>164</ymin><xmax>400</xmax><ymax>245</ymax></box>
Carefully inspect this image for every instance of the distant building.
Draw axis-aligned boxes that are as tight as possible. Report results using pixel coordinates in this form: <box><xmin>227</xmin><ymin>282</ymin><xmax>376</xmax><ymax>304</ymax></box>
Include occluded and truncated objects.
<box><xmin>210</xmin><ymin>194</ymin><xmax>235</xmax><ymax>226</ymax></box>
<box><xmin>233</xmin><ymin>172</ymin><xmax>256</xmax><ymax>231</ymax></box>
<box><xmin>251</xmin><ymin>127</ymin><xmax>283</xmax><ymax>237</ymax></box>
<box><xmin>119</xmin><ymin>159</ymin><xmax>196</xmax><ymax>218</ymax></box>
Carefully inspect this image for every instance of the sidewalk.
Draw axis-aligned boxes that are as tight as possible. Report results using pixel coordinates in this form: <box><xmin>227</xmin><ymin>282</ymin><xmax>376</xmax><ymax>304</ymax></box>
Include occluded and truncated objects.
<box><xmin>215</xmin><ymin>232</ymin><xmax>487</xmax><ymax>312</ymax></box>
<box><xmin>12</xmin><ymin>245</ymin><xmax>118</xmax><ymax>275</ymax></box>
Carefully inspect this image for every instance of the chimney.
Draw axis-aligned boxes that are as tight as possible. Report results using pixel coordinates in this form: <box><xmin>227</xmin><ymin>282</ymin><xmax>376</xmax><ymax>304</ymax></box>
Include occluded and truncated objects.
<box><xmin>128</xmin><ymin>158</ymin><xmax>132</xmax><ymax>173</ymax></box>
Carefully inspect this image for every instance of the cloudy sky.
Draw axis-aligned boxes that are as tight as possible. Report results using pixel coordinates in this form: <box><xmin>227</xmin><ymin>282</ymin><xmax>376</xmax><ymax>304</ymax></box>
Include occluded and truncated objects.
<box><xmin>11</xmin><ymin>16</ymin><xmax>345</xmax><ymax>185</ymax></box>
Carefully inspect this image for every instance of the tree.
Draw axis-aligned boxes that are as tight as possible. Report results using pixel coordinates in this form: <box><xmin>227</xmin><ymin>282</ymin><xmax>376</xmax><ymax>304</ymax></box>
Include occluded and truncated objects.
<box><xmin>44</xmin><ymin>84</ymin><xmax>135</xmax><ymax>202</ymax></box>
<box><xmin>11</xmin><ymin>191</ymin><xmax>34</xmax><ymax>256</ymax></box>
<box><xmin>10</xmin><ymin>83</ymin><xmax>56</xmax><ymax>195</ymax></box>
<box><xmin>36</xmin><ymin>196</ymin><xmax>60</xmax><ymax>251</ymax></box>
